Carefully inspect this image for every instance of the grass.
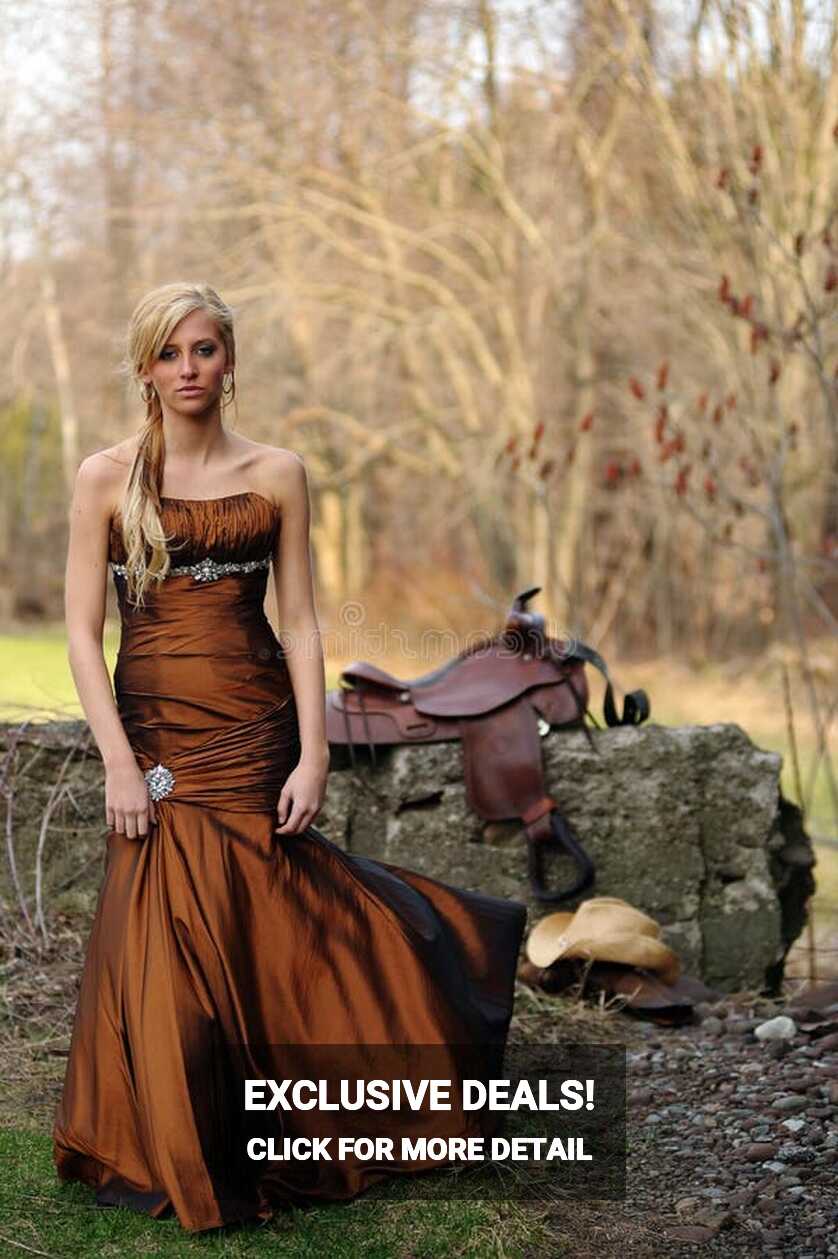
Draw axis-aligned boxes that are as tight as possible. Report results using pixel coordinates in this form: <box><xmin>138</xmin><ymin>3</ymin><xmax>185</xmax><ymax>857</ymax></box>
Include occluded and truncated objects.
<box><xmin>0</xmin><ymin>624</ymin><xmax>122</xmax><ymax>724</ymax></box>
<box><xmin>0</xmin><ymin>981</ymin><xmax>643</xmax><ymax>1257</ymax></box>
<box><xmin>0</xmin><ymin>1125</ymin><xmax>549</xmax><ymax>1257</ymax></box>
<box><xmin>0</xmin><ymin>983</ymin><xmax>599</xmax><ymax>1258</ymax></box>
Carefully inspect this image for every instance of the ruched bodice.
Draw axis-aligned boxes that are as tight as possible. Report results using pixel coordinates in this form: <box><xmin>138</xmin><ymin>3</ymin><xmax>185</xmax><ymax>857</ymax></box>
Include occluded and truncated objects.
<box><xmin>109</xmin><ymin>493</ymin><xmax>281</xmax><ymax>656</ymax></box>
<box><xmin>108</xmin><ymin>491</ymin><xmax>280</xmax><ymax>567</ymax></box>
<box><xmin>109</xmin><ymin>493</ymin><xmax>294</xmax><ymax>760</ymax></box>
<box><xmin>54</xmin><ymin>490</ymin><xmax>528</xmax><ymax>1233</ymax></box>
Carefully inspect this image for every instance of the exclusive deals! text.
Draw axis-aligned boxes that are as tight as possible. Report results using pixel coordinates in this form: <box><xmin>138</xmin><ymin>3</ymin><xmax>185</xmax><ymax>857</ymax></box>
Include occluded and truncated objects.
<box><xmin>244</xmin><ymin>1076</ymin><xmax>595</xmax><ymax>1163</ymax></box>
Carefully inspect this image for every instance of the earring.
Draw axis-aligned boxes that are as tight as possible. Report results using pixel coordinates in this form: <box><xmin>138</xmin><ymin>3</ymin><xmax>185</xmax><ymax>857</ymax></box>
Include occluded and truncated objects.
<box><xmin>140</xmin><ymin>381</ymin><xmax>155</xmax><ymax>404</ymax></box>
<box><xmin>222</xmin><ymin>372</ymin><xmax>235</xmax><ymax>398</ymax></box>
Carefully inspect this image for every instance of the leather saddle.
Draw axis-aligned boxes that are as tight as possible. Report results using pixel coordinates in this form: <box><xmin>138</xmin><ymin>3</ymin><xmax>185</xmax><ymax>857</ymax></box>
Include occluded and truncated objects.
<box><xmin>325</xmin><ymin>586</ymin><xmax>650</xmax><ymax>903</ymax></box>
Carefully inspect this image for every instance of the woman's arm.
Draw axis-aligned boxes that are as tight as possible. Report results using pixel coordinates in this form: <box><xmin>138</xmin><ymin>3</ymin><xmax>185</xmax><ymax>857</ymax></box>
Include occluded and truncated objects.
<box><xmin>271</xmin><ymin>451</ymin><xmax>329</xmax><ymax>763</ymax></box>
<box><xmin>271</xmin><ymin>451</ymin><xmax>330</xmax><ymax>834</ymax></box>
<box><xmin>65</xmin><ymin>455</ymin><xmax>156</xmax><ymax>838</ymax></box>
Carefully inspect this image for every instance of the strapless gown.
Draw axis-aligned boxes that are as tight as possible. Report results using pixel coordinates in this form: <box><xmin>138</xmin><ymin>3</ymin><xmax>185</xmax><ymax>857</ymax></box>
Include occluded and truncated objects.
<box><xmin>52</xmin><ymin>491</ymin><xmax>528</xmax><ymax>1233</ymax></box>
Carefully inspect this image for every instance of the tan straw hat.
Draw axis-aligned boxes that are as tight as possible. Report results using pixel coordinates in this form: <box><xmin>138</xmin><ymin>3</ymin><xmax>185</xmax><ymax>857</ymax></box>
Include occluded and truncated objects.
<box><xmin>525</xmin><ymin>896</ymin><xmax>681</xmax><ymax>985</ymax></box>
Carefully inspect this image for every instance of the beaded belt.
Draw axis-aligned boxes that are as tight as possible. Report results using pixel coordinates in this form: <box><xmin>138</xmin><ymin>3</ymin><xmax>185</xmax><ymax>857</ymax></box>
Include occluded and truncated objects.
<box><xmin>110</xmin><ymin>554</ymin><xmax>271</xmax><ymax>583</ymax></box>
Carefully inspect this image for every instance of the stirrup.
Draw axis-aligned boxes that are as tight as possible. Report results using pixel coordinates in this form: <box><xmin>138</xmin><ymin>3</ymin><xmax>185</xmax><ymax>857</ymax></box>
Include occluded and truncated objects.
<box><xmin>525</xmin><ymin>809</ymin><xmax>595</xmax><ymax>904</ymax></box>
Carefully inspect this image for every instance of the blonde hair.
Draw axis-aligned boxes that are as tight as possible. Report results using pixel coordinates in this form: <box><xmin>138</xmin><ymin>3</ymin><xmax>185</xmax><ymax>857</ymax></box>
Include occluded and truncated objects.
<box><xmin>116</xmin><ymin>282</ymin><xmax>237</xmax><ymax>606</ymax></box>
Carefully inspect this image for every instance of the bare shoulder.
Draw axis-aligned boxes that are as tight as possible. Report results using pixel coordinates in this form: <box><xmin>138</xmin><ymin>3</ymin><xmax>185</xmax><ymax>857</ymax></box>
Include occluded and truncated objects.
<box><xmin>75</xmin><ymin>438</ymin><xmax>138</xmax><ymax>521</ymax></box>
<box><xmin>251</xmin><ymin>443</ymin><xmax>310</xmax><ymax>513</ymax></box>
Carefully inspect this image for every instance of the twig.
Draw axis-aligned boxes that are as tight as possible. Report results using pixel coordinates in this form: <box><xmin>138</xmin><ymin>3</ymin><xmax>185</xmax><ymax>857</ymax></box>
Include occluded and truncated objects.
<box><xmin>0</xmin><ymin>1235</ymin><xmax>58</xmax><ymax>1258</ymax></box>
<box><xmin>35</xmin><ymin>729</ymin><xmax>89</xmax><ymax>941</ymax></box>
<box><xmin>1</xmin><ymin>721</ymin><xmax>35</xmax><ymax>935</ymax></box>
<box><xmin>781</xmin><ymin>659</ymin><xmax>817</xmax><ymax>986</ymax></box>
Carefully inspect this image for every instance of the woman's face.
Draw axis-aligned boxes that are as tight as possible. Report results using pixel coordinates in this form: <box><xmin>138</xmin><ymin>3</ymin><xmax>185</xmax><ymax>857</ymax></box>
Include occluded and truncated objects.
<box><xmin>143</xmin><ymin>308</ymin><xmax>231</xmax><ymax>416</ymax></box>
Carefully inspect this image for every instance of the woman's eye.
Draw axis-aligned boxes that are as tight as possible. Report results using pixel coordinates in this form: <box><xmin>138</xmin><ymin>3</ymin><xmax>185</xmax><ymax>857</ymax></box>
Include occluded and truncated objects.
<box><xmin>159</xmin><ymin>344</ymin><xmax>215</xmax><ymax>360</ymax></box>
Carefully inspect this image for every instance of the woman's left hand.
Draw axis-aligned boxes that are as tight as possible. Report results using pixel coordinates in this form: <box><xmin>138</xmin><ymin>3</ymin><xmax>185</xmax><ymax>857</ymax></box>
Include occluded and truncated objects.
<box><xmin>275</xmin><ymin>755</ymin><xmax>329</xmax><ymax>835</ymax></box>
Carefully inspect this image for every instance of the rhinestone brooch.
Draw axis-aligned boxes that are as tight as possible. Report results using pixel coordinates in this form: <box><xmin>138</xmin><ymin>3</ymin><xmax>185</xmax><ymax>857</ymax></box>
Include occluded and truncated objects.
<box><xmin>110</xmin><ymin>555</ymin><xmax>271</xmax><ymax>583</ymax></box>
<box><xmin>144</xmin><ymin>763</ymin><xmax>175</xmax><ymax>801</ymax></box>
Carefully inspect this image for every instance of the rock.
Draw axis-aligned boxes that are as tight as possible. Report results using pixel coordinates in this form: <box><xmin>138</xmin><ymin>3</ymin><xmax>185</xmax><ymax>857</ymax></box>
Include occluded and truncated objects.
<box><xmin>667</xmin><ymin>1225</ymin><xmax>716</xmax><ymax>1243</ymax></box>
<box><xmin>691</xmin><ymin>1208</ymin><xmax>733</xmax><ymax>1233</ymax></box>
<box><xmin>321</xmin><ymin>722</ymin><xmax>816</xmax><ymax>991</ymax></box>
<box><xmin>770</xmin><ymin>1095</ymin><xmax>808</xmax><ymax>1113</ymax></box>
<box><xmin>776</xmin><ymin>1144</ymin><xmax>816</xmax><ymax>1165</ymax></box>
<box><xmin>630</xmin><ymin>1088</ymin><xmax>653</xmax><ymax>1107</ymax></box>
<box><xmin>742</xmin><ymin>1142</ymin><xmax>778</xmax><ymax>1162</ymax></box>
<box><xmin>755</xmin><ymin>1015</ymin><xmax>797</xmax><ymax>1041</ymax></box>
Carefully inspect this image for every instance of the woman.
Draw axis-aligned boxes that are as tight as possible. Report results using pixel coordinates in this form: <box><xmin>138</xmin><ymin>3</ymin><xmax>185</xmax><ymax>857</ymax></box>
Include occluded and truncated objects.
<box><xmin>53</xmin><ymin>281</ymin><xmax>528</xmax><ymax>1233</ymax></box>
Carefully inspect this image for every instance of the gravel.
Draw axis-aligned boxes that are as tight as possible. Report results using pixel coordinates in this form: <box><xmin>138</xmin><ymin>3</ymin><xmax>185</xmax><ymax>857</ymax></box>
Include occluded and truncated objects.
<box><xmin>625</xmin><ymin>995</ymin><xmax>838</xmax><ymax>1255</ymax></box>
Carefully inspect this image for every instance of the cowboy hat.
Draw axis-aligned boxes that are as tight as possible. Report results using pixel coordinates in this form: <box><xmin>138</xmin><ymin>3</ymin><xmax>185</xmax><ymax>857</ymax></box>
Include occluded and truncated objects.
<box><xmin>525</xmin><ymin>896</ymin><xmax>681</xmax><ymax>985</ymax></box>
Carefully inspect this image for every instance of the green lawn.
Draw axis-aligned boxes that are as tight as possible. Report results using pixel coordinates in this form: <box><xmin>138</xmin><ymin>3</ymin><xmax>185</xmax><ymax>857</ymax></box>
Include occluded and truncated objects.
<box><xmin>0</xmin><ymin>624</ymin><xmax>120</xmax><ymax>723</ymax></box>
<box><xmin>0</xmin><ymin>1127</ymin><xmax>547</xmax><ymax>1257</ymax></box>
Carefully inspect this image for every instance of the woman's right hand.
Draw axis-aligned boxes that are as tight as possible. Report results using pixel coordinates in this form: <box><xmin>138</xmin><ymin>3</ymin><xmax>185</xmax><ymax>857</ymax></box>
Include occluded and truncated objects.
<box><xmin>105</xmin><ymin>761</ymin><xmax>158</xmax><ymax>839</ymax></box>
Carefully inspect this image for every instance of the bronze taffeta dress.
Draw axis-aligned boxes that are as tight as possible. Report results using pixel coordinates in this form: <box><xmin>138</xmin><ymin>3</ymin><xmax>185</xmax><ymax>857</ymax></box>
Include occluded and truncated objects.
<box><xmin>53</xmin><ymin>492</ymin><xmax>528</xmax><ymax>1233</ymax></box>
